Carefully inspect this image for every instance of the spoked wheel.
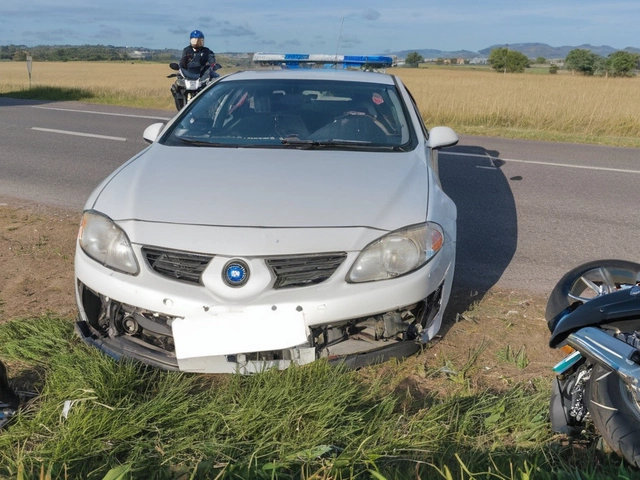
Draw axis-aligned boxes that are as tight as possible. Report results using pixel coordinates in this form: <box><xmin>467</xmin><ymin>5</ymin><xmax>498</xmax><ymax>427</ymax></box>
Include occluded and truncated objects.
<box><xmin>567</xmin><ymin>265</ymin><xmax>639</xmax><ymax>302</ymax></box>
<box><xmin>545</xmin><ymin>260</ymin><xmax>640</xmax><ymax>331</ymax></box>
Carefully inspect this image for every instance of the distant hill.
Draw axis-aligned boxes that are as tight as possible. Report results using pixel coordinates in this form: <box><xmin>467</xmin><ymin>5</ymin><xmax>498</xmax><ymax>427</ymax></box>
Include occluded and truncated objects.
<box><xmin>394</xmin><ymin>48</ymin><xmax>479</xmax><ymax>59</ymax></box>
<box><xmin>393</xmin><ymin>43</ymin><xmax>640</xmax><ymax>60</ymax></box>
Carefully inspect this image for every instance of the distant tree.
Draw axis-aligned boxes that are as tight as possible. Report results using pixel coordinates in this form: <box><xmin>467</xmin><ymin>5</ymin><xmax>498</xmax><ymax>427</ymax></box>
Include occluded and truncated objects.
<box><xmin>405</xmin><ymin>52</ymin><xmax>424</xmax><ymax>68</ymax></box>
<box><xmin>435</xmin><ymin>57</ymin><xmax>444</xmax><ymax>65</ymax></box>
<box><xmin>488</xmin><ymin>48</ymin><xmax>530</xmax><ymax>73</ymax></box>
<box><xmin>12</xmin><ymin>50</ymin><xmax>27</xmax><ymax>61</ymax></box>
<box><xmin>535</xmin><ymin>56</ymin><xmax>546</xmax><ymax>64</ymax></box>
<box><xmin>564</xmin><ymin>49</ymin><xmax>601</xmax><ymax>75</ymax></box>
<box><xmin>605</xmin><ymin>50</ymin><xmax>640</xmax><ymax>77</ymax></box>
<box><xmin>549</xmin><ymin>64</ymin><xmax>559</xmax><ymax>74</ymax></box>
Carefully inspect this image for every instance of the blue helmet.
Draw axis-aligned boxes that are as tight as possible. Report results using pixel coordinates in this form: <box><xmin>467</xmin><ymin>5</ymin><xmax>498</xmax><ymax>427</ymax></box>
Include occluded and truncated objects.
<box><xmin>190</xmin><ymin>30</ymin><xmax>205</xmax><ymax>39</ymax></box>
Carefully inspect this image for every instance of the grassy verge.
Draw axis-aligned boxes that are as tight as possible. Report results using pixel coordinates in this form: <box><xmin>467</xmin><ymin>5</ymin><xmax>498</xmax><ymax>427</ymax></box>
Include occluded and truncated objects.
<box><xmin>0</xmin><ymin>314</ymin><xmax>631</xmax><ymax>480</ymax></box>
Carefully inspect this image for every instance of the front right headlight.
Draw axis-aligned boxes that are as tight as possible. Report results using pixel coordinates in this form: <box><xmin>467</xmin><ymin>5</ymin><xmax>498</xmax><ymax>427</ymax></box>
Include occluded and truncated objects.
<box><xmin>78</xmin><ymin>210</ymin><xmax>139</xmax><ymax>275</ymax></box>
<box><xmin>347</xmin><ymin>222</ymin><xmax>444</xmax><ymax>283</ymax></box>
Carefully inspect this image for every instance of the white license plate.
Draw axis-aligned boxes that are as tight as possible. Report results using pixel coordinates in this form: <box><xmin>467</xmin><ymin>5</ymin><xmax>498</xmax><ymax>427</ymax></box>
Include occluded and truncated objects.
<box><xmin>172</xmin><ymin>310</ymin><xmax>308</xmax><ymax>359</ymax></box>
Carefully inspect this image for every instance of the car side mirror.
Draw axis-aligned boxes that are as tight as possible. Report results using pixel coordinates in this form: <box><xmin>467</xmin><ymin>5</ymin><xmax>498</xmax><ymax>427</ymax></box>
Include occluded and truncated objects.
<box><xmin>427</xmin><ymin>126</ymin><xmax>459</xmax><ymax>150</ymax></box>
<box><xmin>143</xmin><ymin>123</ymin><xmax>165</xmax><ymax>144</ymax></box>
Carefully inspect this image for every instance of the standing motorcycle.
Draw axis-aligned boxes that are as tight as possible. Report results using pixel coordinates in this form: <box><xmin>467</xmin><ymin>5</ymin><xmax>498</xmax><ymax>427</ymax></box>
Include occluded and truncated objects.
<box><xmin>547</xmin><ymin>259</ymin><xmax>640</xmax><ymax>466</ymax></box>
<box><xmin>168</xmin><ymin>62</ymin><xmax>221</xmax><ymax>110</ymax></box>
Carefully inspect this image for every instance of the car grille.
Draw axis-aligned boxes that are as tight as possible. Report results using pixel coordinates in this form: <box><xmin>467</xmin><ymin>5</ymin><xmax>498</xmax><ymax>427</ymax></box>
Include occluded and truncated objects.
<box><xmin>142</xmin><ymin>246</ymin><xmax>213</xmax><ymax>285</ymax></box>
<box><xmin>142</xmin><ymin>247</ymin><xmax>347</xmax><ymax>289</ymax></box>
<box><xmin>266</xmin><ymin>253</ymin><xmax>347</xmax><ymax>289</ymax></box>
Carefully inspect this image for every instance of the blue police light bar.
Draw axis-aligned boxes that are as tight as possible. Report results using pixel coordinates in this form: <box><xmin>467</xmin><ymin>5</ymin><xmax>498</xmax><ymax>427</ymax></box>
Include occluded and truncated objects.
<box><xmin>252</xmin><ymin>53</ymin><xmax>396</xmax><ymax>69</ymax></box>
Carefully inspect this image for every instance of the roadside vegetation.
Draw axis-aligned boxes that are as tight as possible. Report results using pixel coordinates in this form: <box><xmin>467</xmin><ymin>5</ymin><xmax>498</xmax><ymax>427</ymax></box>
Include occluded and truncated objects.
<box><xmin>1</xmin><ymin>61</ymin><xmax>639</xmax><ymax>147</ymax></box>
<box><xmin>0</xmin><ymin>310</ymin><xmax>634</xmax><ymax>480</ymax></box>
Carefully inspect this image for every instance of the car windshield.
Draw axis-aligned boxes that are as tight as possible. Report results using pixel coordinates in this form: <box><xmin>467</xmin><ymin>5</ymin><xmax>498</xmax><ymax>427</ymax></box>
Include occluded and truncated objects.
<box><xmin>161</xmin><ymin>78</ymin><xmax>414</xmax><ymax>150</ymax></box>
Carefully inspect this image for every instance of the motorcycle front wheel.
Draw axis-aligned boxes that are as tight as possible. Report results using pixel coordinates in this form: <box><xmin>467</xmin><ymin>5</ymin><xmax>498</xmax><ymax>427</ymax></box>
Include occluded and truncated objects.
<box><xmin>587</xmin><ymin>362</ymin><xmax>640</xmax><ymax>467</ymax></box>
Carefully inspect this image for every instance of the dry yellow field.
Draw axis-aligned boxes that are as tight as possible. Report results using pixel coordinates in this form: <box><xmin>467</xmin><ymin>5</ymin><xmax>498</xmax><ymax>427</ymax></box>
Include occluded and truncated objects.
<box><xmin>0</xmin><ymin>61</ymin><xmax>179</xmax><ymax>109</ymax></box>
<box><xmin>393</xmin><ymin>67</ymin><xmax>640</xmax><ymax>147</ymax></box>
<box><xmin>1</xmin><ymin>61</ymin><xmax>639</xmax><ymax>146</ymax></box>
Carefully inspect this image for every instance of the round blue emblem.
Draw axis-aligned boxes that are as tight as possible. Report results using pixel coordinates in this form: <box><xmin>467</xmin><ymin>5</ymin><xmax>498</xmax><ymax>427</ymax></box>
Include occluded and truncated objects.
<box><xmin>223</xmin><ymin>260</ymin><xmax>249</xmax><ymax>287</ymax></box>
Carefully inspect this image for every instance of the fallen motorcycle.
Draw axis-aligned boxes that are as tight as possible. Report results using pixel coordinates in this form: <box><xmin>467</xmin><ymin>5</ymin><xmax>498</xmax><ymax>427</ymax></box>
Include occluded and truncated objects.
<box><xmin>547</xmin><ymin>259</ymin><xmax>640</xmax><ymax>466</ymax></box>
<box><xmin>0</xmin><ymin>359</ymin><xmax>19</xmax><ymax>429</ymax></box>
<box><xmin>168</xmin><ymin>62</ymin><xmax>221</xmax><ymax>110</ymax></box>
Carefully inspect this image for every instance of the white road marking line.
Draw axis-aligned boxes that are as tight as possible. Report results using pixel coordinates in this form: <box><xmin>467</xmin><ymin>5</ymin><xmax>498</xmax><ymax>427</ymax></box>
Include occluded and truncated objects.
<box><xmin>32</xmin><ymin>105</ymin><xmax>172</xmax><ymax>121</ymax></box>
<box><xmin>32</xmin><ymin>127</ymin><xmax>127</xmax><ymax>142</ymax></box>
<box><xmin>441</xmin><ymin>151</ymin><xmax>640</xmax><ymax>175</ymax></box>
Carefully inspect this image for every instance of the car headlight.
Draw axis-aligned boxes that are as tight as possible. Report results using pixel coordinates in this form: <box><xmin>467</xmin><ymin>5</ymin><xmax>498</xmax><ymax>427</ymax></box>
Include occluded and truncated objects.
<box><xmin>78</xmin><ymin>211</ymin><xmax>139</xmax><ymax>275</ymax></box>
<box><xmin>347</xmin><ymin>222</ymin><xmax>444</xmax><ymax>283</ymax></box>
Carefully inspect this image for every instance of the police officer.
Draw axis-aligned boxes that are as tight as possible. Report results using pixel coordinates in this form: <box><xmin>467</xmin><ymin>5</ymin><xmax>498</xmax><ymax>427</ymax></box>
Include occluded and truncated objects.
<box><xmin>180</xmin><ymin>30</ymin><xmax>216</xmax><ymax>76</ymax></box>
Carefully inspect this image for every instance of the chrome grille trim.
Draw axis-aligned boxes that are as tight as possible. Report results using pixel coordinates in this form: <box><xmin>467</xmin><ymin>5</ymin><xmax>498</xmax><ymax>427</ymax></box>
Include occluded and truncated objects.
<box><xmin>266</xmin><ymin>252</ymin><xmax>347</xmax><ymax>289</ymax></box>
<box><xmin>142</xmin><ymin>246</ymin><xmax>213</xmax><ymax>284</ymax></box>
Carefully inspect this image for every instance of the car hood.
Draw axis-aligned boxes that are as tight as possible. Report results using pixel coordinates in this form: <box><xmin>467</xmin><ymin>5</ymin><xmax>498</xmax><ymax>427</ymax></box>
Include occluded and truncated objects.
<box><xmin>90</xmin><ymin>145</ymin><xmax>428</xmax><ymax>231</ymax></box>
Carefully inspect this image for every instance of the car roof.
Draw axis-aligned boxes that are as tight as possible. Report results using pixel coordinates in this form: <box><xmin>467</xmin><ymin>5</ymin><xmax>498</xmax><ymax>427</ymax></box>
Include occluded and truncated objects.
<box><xmin>220</xmin><ymin>69</ymin><xmax>397</xmax><ymax>85</ymax></box>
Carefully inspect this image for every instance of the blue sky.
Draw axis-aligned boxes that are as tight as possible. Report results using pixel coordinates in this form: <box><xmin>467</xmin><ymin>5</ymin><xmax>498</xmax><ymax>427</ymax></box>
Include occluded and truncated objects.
<box><xmin>1</xmin><ymin>0</ymin><xmax>639</xmax><ymax>53</ymax></box>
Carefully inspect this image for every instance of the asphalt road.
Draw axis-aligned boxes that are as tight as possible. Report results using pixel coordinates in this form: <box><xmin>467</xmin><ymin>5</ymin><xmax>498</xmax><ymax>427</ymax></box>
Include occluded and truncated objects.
<box><xmin>1</xmin><ymin>97</ymin><xmax>639</xmax><ymax>296</ymax></box>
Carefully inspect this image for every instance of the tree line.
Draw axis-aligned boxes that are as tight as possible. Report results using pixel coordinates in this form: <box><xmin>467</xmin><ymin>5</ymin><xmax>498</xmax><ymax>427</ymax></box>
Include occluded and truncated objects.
<box><xmin>0</xmin><ymin>45</ymin><xmax>180</xmax><ymax>62</ymax></box>
<box><xmin>403</xmin><ymin>48</ymin><xmax>640</xmax><ymax>76</ymax></box>
<box><xmin>486</xmin><ymin>48</ymin><xmax>638</xmax><ymax>76</ymax></box>
<box><xmin>563</xmin><ymin>49</ymin><xmax>639</xmax><ymax>76</ymax></box>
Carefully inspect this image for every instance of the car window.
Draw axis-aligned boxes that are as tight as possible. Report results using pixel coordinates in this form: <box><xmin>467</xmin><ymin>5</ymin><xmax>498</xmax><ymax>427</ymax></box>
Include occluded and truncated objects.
<box><xmin>161</xmin><ymin>78</ymin><xmax>414</xmax><ymax>150</ymax></box>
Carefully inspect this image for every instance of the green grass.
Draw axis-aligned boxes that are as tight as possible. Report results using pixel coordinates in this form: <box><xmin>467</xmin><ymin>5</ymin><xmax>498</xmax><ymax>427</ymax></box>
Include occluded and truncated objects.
<box><xmin>0</xmin><ymin>86</ymin><xmax>169</xmax><ymax>109</ymax></box>
<box><xmin>497</xmin><ymin>345</ymin><xmax>530</xmax><ymax>370</ymax></box>
<box><xmin>0</xmin><ymin>316</ymin><xmax>636</xmax><ymax>479</ymax></box>
<box><xmin>0</xmin><ymin>86</ymin><xmax>95</xmax><ymax>102</ymax></box>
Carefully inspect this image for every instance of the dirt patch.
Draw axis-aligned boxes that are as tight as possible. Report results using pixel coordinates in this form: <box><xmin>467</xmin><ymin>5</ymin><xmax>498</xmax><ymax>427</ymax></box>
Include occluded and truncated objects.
<box><xmin>0</xmin><ymin>197</ymin><xmax>560</xmax><ymax>389</ymax></box>
<box><xmin>0</xmin><ymin>198</ymin><xmax>78</xmax><ymax>322</ymax></box>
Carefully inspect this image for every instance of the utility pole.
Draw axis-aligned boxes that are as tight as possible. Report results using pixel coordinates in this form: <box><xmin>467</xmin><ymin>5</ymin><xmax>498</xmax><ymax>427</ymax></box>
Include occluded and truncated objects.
<box><xmin>503</xmin><ymin>44</ymin><xmax>508</xmax><ymax>75</ymax></box>
<box><xmin>334</xmin><ymin>16</ymin><xmax>344</xmax><ymax>68</ymax></box>
<box><xmin>26</xmin><ymin>55</ymin><xmax>32</xmax><ymax>88</ymax></box>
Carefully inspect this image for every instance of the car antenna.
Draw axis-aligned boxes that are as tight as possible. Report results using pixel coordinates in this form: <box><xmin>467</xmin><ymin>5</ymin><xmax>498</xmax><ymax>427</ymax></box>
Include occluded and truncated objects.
<box><xmin>333</xmin><ymin>15</ymin><xmax>344</xmax><ymax>69</ymax></box>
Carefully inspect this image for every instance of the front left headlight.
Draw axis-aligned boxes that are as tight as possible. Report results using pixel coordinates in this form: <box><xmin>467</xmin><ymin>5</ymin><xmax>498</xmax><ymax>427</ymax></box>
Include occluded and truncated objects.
<box><xmin>78</xmin><ymin>210</ymin><xmax>139</xmax><ymax>275</ymax></box>
<box><xmin>347</xmin><ymin>222</ymin><xmax>444</xmax><ymax>283</ymax></box>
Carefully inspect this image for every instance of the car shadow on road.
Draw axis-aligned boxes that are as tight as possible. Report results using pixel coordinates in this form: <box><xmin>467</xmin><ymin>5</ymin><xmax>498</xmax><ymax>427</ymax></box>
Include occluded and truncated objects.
<box><xmin>437</xmin><ymin>145</ymin><xmax>518</xmax><ymax>337</ymax></box>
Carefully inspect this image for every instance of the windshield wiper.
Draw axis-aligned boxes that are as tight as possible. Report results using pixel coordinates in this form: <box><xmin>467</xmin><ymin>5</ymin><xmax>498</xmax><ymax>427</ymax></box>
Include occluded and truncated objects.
<box><xmin>280</xmin><ymin>138</ymin><xmax>322</xmax><ymax>149</ymax></box>
<box><xmin>175</xmin><ymin>137</ymin><xmax>405</xmax><ymax>151</ymax></box>
<box><xmin>175</xmin><ymin>138</ymin><xmax>229</xmax><ymax>147</ymax></box>
<box><xmin>281</xmin><ymin>138</ymin><xmax>403</xmax><ymax>151</ymax></box>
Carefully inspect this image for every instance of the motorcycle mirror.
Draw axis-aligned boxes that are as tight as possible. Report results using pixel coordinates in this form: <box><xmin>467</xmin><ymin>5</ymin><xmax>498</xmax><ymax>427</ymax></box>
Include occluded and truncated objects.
<box><xmin>169</xmin><ymin>62</ymin><xmax>180</xmax><ymax>71</ymax></box>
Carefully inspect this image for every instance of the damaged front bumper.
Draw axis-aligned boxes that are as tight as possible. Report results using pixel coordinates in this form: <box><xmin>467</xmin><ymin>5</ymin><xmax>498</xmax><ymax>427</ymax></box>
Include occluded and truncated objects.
<box><xmin>75</xmin><ymin>280</ymin><xmax>448</xmax><ymax>374</ymax></box>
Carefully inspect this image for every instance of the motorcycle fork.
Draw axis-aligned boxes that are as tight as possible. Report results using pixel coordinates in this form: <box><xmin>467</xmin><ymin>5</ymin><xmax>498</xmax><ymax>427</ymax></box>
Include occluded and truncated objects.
<box><xmin>550</xmin><ymin>358</ymin><xmax>590</xmax><ymax>433</ymax></box>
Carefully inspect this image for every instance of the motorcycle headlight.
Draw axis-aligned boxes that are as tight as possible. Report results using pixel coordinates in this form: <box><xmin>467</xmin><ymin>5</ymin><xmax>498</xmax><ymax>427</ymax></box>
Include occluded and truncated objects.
<box><xmin>347</xmin><ymin>222</ymin><xmax>444</xmax><ymax>283</ymax></box>
<box><xmin>78</xmin><ymin>211</ymin><xmax>139</xmax><ymax>275</ymax></box>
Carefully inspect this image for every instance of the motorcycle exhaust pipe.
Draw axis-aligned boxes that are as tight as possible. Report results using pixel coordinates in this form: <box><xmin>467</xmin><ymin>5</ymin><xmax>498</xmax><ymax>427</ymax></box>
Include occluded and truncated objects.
<box><xmin>567</xmin><ymin>326</ymin><xmax>640</xmax><ymax>400</ymax></box>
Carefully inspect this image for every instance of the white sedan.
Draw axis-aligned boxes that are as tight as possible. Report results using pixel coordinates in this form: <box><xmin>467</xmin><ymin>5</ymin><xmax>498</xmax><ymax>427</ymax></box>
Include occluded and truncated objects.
<box><xmin>74</xmin><ymin>68</ymin><xmax>459</xmax><ymax>373</ymax></box>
